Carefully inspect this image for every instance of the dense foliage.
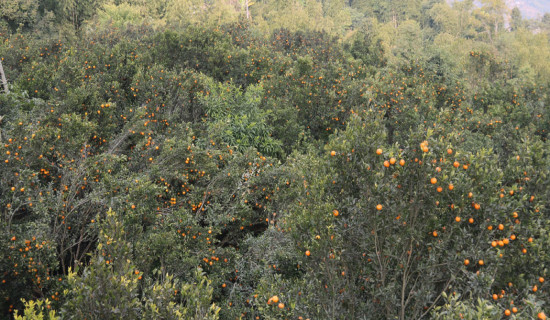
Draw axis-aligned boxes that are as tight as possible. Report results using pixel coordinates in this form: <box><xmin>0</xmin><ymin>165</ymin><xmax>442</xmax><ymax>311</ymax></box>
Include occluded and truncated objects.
<box><xmin>1</xmin><ymin>0</ymin><xmax>549</xmax><ymax>319</ymax></box>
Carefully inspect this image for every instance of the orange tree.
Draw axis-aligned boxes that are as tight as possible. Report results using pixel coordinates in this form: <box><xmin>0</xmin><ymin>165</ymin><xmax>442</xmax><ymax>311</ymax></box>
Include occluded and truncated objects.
<box><xmin>252</xmin><ymin>110</ymin><xmax>549</xmax><ymax>319</ymax></box>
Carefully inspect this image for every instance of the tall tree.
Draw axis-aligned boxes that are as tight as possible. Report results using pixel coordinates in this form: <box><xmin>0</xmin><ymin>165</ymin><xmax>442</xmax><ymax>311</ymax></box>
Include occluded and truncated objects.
<box><xmin>510</xmin><ymin>7</ymin><xmax>523</xmax><ymax>31</ymax></box>
<box><xmin>473</xmin><ymin>0</ymin><xmax>508</xmax><ymax>43</ymax></box>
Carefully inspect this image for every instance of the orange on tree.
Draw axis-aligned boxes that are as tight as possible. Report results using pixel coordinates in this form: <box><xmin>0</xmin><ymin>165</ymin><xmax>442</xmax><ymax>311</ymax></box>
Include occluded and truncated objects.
<box><xmin>376</xmin><ymin>148</ymin><xmax>383</xmax><ymax>155</ymax></box>
<box><xmin>430</xmin><ymin>177</ymin><xmax>437</xmax><ymax>184</ymax></box>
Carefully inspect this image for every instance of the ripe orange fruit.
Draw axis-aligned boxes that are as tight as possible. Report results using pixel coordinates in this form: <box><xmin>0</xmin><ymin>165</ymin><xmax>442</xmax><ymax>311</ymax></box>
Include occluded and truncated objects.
<box><xmin>512</xmin><ymin>307</ymin><xmax>518</xmax><ymax>313</ymax></box>
<box><xmin>333</xmin><ymin>209</ymin><xmax>339</xmax><ymax>217</ymax></box>
<box><xmin>498</xmin><ymin>224</ymin><xmax>504</xmax><ymax>230</ymax></box>
<box><xmin>491</xmin><ymin>241</ymin><xmax>497</xmax><ymax>247</ymax></box>
<box><xmin>464</xmin><ymin>259</ymin><xmax>470</xmax><ymax>266</ymax></box>
<box><xmin>278</xmin><ymin>303</ymin><xmax>285</xmax><ymax>309</ymax></box>
<box><xmin>533</xmin><ymin>285</ymin><xmax>538</xmax><ymax>292</ymax></box>
<box><xmin>383</xmin><ymin>160</ymin><xmax>390</xmax><ymax>167</ymax></box>
<box><xmin>539</xmin><ymin>277</ymin><xmax>545</xmax><ymax>283</ymax></box>
<box><xmin>453</xmin><ymin>161</ymin><xmax>460</xmax><ymax>168</ymax></box>
<box><xmin>463</xmin><ymin>164</ymin><xmax>468</xmax><ymax>170</ymax></box>
<box><xmin>376</xmin><ymin>148</ymin><xmax>383</xmax><ymax>155</ymax></box>
<box><xmin>455</xmin><ymin>216</ymin><xmax>461</xmax><ymax>222</ymax></box>
<box><xmin>474</xmin><ymin>203</ymin><xmax>480</xmax><ymax>210</ymax></box>
<box><xmin>389</xmin><ymin>157</ymin><xmax>396</xmax><ymax>165</ymax></box>
<box><xmin>492</xmin><ymin>293</ymin><xmax>498</xmax><ymax>300</ymax></box>
<box><xmin>437</xmin><ymin>186</ymin><xmax>443</xmax><ymax>192</ymax></box>
<box><xmin>376</xmin><ymin>204</ymin><xmax>383</xmax><ymax>211</ymax></box>
<box><xmin>538</xmin><ymin>312</ymin><xmax>547</xmax><ymax>320</ymax></box>
<box><xmin>430</xmin><ymin>177</ymin><xmax>437</xmax><ymax>184</ymax></box>
<box><xmin>432</xmin><ymin>231</ymin><xmax>438</xmax><ymax>237</ymax></box>
<box><xmin>469</xmin><ymin>218</ymin><xmax>474</xmax><ymax>224</ymax></box>
<box><xmin>448</xmin><ymin>184</ymin><xmax>454</xmax><ymax>191</ymax></box>
<box><xmin>503</xmin><ymin>238</ymin><xmax>509</xmax><ymax>245</ymax></box>
<box><xmin>505</xmin><ymin>309</ymin><xmax>511</xmax><ymax>316</ymax></box>
<box><xmin>330</xmin><ymin>151</ymin><xmax>336</xmax><ymax>156</ymax></box>
<box><xmin>399</xmin><ymin>159</ymin><xmax>405</xmax><ymax>166</ymax></box>
<box><xmin>468</xmin><ymin>192</ymin><xmax>473</xmax><ymax>198</ymax></box>
<box><xmin>271</xmin><ymin>296</ymin><xmax>279</xmax><ymax>304</ymax></box>
<box><xmin>447</xmin><ymin>148</ymin><xmax>453</xmax><ymax>155</ymax></box>
<box><xmin>478</xmin><ymin>259</ymin><xmax>484</xmax><ymax>266</ymax></box>
<box><xmin>305</xmin><ymin>250</ymin><xmax>311</xmax><ymax>256</ymax></box>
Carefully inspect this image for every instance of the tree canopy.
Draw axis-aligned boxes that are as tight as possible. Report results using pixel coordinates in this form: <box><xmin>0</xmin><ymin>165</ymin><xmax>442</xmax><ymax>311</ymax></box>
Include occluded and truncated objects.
<box><xmin>1</xmin><ymin>0</ymin><xmax>549</xmax><ymax>319</ymax></box>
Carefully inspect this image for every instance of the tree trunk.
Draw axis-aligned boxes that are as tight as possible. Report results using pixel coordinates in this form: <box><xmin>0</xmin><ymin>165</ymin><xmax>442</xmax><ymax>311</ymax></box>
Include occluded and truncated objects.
<box><xmin>0</xmin><ymin>59</ymin><xmax>8</xmax><ymax>93</ymax></box>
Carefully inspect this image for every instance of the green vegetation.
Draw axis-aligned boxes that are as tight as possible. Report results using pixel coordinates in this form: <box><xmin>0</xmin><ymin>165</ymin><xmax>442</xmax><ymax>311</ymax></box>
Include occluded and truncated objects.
<box><xmin>1</xmin><ymin>0</ymin><xmax>549</xmax><ymax>319</ymax></box>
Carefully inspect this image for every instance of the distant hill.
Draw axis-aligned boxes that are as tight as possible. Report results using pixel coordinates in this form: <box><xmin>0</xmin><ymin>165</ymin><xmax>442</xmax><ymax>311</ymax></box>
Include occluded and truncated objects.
<box><xmin>507</xmin><ymin>0</ymin><xmax>550</xmax><ymax>19</ymax></box>
<box><xmin>448</xmin><ymin>0</ymin><xmax>550</xmax><ymax>19</ymax></box>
